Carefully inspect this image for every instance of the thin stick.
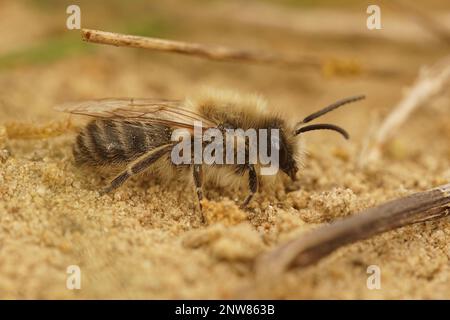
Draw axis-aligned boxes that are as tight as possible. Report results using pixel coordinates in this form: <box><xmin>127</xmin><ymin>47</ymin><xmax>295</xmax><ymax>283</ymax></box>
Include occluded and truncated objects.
<box><xmin>362</xmin><ymin>56</ymin><xmax>450</xmax><ymax>164</ymax></box>
<box><xmin>81</xmin><ymin>28</ymin><xmax>320</xmax><ymax>68</ymax></box>
<box><xmin>81</xmin><ymin>29</ymin><xmax>400</xmax><ymax>77</ymax></box>
<box><xmin>255</xmin><ymin>183</ymin><xmax>450</xmax><ymax>278</ymax></box>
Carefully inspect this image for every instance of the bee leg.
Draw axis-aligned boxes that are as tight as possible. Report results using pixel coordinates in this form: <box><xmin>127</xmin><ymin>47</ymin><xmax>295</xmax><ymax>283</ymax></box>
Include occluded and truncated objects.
<box><xmin>100</xmin><ymin>144</ymin><xmax>172</xmax><ymax>195</ymax></box>
<box><xmin>240</xmin><ymin>164</ymin><xmax>258</xmax><ymax>209</ymax></box>
<box><xmin>100</xmin><ymin>170</ymin><xmax>132</xmax><ymax>195</ymax></box>
<box><xmin>193</xmin><ymin>164</ymin><xmax>205</xmax><ymax>223</ymax></box>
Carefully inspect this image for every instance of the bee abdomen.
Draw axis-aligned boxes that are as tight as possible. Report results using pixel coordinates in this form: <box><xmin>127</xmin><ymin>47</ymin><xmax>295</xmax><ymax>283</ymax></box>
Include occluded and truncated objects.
<box><xmin>73</xmin><ymin>120</ymin><xmax>151</xmax><ymax>166</ymax></box>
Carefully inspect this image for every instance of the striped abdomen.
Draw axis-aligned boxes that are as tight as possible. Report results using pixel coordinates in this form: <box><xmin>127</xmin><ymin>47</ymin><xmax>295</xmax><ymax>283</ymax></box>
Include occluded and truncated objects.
<box><xmin>73</xmin><ymin>120</ymin><xmax>172</xmax><ymax>166</ymax></box>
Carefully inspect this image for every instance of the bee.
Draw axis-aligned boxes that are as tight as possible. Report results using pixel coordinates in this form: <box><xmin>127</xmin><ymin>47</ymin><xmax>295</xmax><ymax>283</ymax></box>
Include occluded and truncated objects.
<box><xmin>57</xmin><ymin>90</ymin><xmax>364</xmax><ymax>221</ymax></box>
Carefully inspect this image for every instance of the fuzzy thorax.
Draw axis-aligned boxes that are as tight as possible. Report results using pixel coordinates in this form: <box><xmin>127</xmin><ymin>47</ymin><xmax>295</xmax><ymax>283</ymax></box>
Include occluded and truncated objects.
<box><xmin>186</xmin><ymin>88</ymin><xmax>304</xmax><ymax>181</ymax></box>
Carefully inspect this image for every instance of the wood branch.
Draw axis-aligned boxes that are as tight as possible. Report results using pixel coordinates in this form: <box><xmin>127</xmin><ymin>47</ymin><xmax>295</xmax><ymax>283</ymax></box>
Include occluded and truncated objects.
<box><xmin>255</xmin><ymin>183</ymin><xmax>450</xmax><ymax>278</ymax></box>
<box><xmin>80</xmin><ymin>28</ymin><xmax>386</xmax><ymax>77</ymax></box>
<box><xmin>361</xmin><ymin>56</ymin><xmax>450</xmax><ymax>164</ymax></box>
<box><xmin>81</xmin><ymin>28</ymin><xmax>320</xmax><ymax>68</ymax></box>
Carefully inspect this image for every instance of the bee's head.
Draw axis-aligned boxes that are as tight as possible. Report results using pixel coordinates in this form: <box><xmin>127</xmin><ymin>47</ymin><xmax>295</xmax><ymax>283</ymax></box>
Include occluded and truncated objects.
<box><xmin>264</xmin><ymin>120</ymin><xmax>299</xmax><ymax>181</ymax></box>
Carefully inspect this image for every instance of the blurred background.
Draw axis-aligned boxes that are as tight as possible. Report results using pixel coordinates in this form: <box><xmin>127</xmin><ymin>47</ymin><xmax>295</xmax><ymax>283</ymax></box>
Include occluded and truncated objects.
<box><xmin>0</xmin><ymin>0</ymin><xmax>448</xmax><ymax>116</ymax></box>
<box><xmin>0</xmin><ymin>0</ymin><xmax>449</xmax><ymax>299</ymax></box>
<box><xmin>1</xmin><ymin>0</ymin><xmax>449</xmax><ymax>163</ymax></box>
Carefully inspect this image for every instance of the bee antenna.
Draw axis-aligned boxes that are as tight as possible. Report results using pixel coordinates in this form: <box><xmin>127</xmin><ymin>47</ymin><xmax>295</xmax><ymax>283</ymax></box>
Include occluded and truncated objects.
<box><xmin>297</xmin><ymin>95</ymin><xmax>365</xmax><ymax>125</ymax></box>
<box><xmin>295</xmin><ymin>123</ymin><xmax>349</xmax><ymax>139</ymax></box>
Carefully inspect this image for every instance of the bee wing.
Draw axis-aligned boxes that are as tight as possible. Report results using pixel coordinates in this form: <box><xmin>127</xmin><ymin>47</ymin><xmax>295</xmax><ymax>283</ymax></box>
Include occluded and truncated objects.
<box><xmin>55</xmin><ymin>98</ymin><xmax>218</xmax><ymax>130</ymax></box>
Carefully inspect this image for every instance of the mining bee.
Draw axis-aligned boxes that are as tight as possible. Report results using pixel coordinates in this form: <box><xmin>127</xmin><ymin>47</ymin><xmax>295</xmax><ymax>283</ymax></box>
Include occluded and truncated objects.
<box><xmin>57</xmin><ymin>90</ymin><xmax>364</xmax><ymax>221</ymax></box>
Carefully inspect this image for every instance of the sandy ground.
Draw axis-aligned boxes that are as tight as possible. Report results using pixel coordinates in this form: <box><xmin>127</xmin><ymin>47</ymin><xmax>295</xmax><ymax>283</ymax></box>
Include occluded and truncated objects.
<box><xmin>0</xmin><ymin>0</ymin><xmax>449</xmax><ymax>299</ymax></box>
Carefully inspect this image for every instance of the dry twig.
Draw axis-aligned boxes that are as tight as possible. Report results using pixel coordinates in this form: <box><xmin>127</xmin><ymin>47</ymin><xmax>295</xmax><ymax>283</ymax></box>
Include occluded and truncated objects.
<box><xmin>255</xmin><ymin>183</ymin><xmax>450</xmax><ymax>278</ymax></box>
<box><xmin>361</xmin><ymin>56</ymin><xmax>450</xmax><ymax>164</ymax></box>
<box><xmin>80</xmin><ymin>28</ymin><xmax>372</xmax><ymax>76</ymax></box>
<box><xmin>81</xmin><ymin>28</ymin><xmax>319</xmax><ymax>68</ymax></box>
